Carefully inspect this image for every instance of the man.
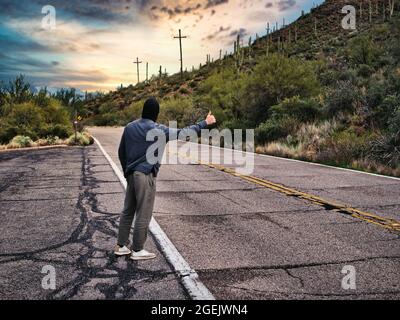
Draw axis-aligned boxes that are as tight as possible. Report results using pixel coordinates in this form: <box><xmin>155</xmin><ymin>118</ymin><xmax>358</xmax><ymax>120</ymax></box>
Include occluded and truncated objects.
<box><xmin>115</xmin><ymin>97</ymin><xmax>217</xmax><ymax>260</ymax></box>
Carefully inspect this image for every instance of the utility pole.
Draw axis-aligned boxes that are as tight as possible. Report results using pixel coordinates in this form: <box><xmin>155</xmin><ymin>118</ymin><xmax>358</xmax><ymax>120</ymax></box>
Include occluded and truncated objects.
<box><xmin>174</xmin><ymin>29</ymin><xmax>187</xmax><ymax>79</ymax></box>
<box><xmin>146</xmin><ymin>62</ymin><xmax>149</xmax><ymax>83</ymax></box>
<box><xmin>133</xmin><ymin>57</ymin><xmax>142</xmax><ymax>84</ymax></box>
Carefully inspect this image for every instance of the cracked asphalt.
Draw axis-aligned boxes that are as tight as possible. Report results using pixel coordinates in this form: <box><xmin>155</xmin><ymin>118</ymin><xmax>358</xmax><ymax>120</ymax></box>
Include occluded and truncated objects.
<box><xmin>0</xmin><ymin>146</ymin><xmax>187</xmax><ymax>300</ymax></box>
<box><xmin>1</xmin><ymin>126</ymin><xmax>399</xmax><ymax>300</ymax></box>
<box><xmin>89</xmin><ymin>127</ymin><xmax>400</xmax><ymax>300</ymax></box>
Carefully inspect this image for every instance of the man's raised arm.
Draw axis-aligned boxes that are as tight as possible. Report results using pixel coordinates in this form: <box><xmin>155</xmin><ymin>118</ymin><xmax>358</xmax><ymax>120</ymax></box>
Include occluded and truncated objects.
<box><xmin>159</xmin><ymin>111</ymin><xmax>217</xmax><ymax>142</ymax></box>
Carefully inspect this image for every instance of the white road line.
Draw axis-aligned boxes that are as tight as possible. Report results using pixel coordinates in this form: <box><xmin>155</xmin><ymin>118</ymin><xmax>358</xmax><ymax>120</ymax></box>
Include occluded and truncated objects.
<box><xmin>93</xmin><ymin>137</ymin><xmax>215</xmax><ymax>301</ymax></box>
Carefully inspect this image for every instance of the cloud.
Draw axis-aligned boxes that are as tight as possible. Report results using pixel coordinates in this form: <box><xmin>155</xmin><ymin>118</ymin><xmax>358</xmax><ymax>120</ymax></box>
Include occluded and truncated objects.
<box><xmin>277</xmin><ymin>0</ymin><xmax>297</xmax><ymax>11</ymax></box>
<box><xmin>0</xmin><ymin>0</ymin><xmax>322</xmax><ymax>91</ymax></box>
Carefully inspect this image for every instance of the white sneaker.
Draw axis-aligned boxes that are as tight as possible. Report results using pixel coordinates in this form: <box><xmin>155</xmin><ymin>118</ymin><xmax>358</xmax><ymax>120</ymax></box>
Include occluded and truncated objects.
<box><xmin>130</xmin><ymin>249</ymin><xmax>156</xmax><ymax>261</ymax></box>
<box><xmin>114</xmin><ymin>245</ymin><xmax>132</xmax><ymax>256</ymax></box>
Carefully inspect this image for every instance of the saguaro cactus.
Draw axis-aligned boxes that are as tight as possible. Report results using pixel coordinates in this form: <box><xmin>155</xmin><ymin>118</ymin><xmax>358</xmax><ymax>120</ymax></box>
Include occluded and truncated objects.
<box><xmin>248</xmin><ymin>36</ymin><xmax>252</xmax><ymax>60</ymax></box>
<box><xmin>314</xmin><ymin>17</ymin><xmax>317</xmax><ymax>36</ymax></box>
<box><xmin>389</xmin><ymin>0</ymin><xmax>395</xmax><ymax>18</ymax></box>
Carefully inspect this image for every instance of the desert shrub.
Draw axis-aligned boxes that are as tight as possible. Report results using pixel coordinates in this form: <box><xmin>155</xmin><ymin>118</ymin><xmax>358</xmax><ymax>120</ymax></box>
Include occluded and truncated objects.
<box><xmin>83</xmin><ymin>132</ymin><xmax>95</xmax><ymax>145</ymax></box>
<box><xmin>366</xmin><ymin>78</ymin><xmax>387</xmax><ymax>109</ymax></box>
<box><xmin>67</xmin><ymin>132</ymin><xmax>92</xmax><ymax>146</ymax></box>
<box><xmin>292</xmin><ymin>120</ymin><xmax>339</xmax><ymax>151</ymax></box>
<box><xmin>246</xmin><ymin>54</ymin><xmax>321</xmax><ymax>124</ymax></box>
<box><xmin>357</xmin><ymin>64</ymin><xmax>374</xmax><ymax>78</ymax></box>
<box><xmin>179</xmin><ymin>87</ymin><xmax>190</xmax><ymax>95</ymax></box>
<box><xmin>159</xmin><ymin>96</ymin><xmax>203</xmax><ymax>127</ymax></box>
<box><xmin>121</xmin><ymin>100</ymin><xmax>145</xmax><ymax>123</ymax></box>
<box><xmin>44</xmin><ymin>136</ymin><xmax>61</xmax><ymax>146</ymax></box>
<box><xmin>318</xmin><ymin>129</ymin><xmax>373</xmax><ymax>164</ymax></box>
<box><xmin>99</xmin><ymin>101</ymin><xmax>118</xmax><ymax>114</ymax></box>
<box><xmin>256</xmin><ymin>142</ymin><xmax>307</xmax><ymax>160</ymax></box>
<box><xmin>92</xmin><ymin>113</ymin><xmax>123</xmax><ymax>126</ymax></box>
<box><xmin>188</xmin><ymin>81</ymin><xmax>197</xmax><ymax>88</ymax></box>
<box><xmin>372</xmin><ymin>95</ymin><xmax>400</xmax><ymax>129</ymax></box>
<box><xmin>368</xmin><ymin>133</ymin><xmax>400</xmax><ymax>168</ymax></box>
<box><xmin>40</xmin><ymin>124</ymin><xmax>73</xmax><ymax>139</ymax></box>
<box><xmin>325</xmin><ymin>81</ymin><xmax>362</xmax><ymax>116</ymax></box>
<box><xmin>255</xmin><ymin>117</ymin><xmax>299</xmax><ymax>144</ymax></box>
<box><xmin>337</xmin><ymin>68</ymin><xmax>358</xmax><ymax>84</ymax></box>
<box><xmin>388</xmin><ymin>105</ymin><xmax>400</xmax><ymax>135</ymax></box>
<box><xmin>8</xmin><ymin>135</ymin><xmax>33</xmax><ymax>148</ymax></box>
<box><xmin>40</xmin><ymin>98</ymin><xmax>71</xmax><ymax>125</ymax></box>
<box><xmin>347</xmin><ymin>36</ymin><xmax>380</xmax><ymax>67</ymax></box>
<box><xmin>269</xmin><ymin>96</ymin><xmax>323</xmax><ymax>123</ymax></box>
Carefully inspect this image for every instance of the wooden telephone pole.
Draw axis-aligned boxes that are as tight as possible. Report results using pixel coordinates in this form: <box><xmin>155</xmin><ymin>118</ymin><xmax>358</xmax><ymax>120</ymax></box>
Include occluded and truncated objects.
<box><xmin>133</xmin><ymin>57</ymin><xmax>142</xmax><ymax>84</ymax></box>
<box><xmin>174</xmin><ymin>29</ymin><xmax>187</xmax><ymax>79</ymax></box>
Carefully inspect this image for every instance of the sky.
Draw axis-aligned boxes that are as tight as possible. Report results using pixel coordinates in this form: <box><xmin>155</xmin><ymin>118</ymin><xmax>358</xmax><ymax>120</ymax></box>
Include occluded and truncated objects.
<box><xmin>0</xmin><ymin>0</ymin><xmax>325</xmax><ymax>92</ymax></box>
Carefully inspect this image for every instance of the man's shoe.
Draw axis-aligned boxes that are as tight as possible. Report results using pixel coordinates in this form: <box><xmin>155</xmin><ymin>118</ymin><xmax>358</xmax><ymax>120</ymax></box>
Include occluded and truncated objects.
<box><xmin>114</xmin><ymin>245</ymin><xmax>132</xmax><ymax>256</ymax></box>
<box><xmin>130</xmin><ymin>250</ymin><xmax>157</xmax><ymax>261</ymax></box>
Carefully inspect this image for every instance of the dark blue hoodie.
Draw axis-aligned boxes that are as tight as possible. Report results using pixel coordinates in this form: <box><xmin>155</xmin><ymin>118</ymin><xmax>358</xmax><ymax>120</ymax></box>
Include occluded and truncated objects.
<box><xmin>118</xmin><ymin>118</ymin><xmax>208</xmax><ymax>178</ymax></box>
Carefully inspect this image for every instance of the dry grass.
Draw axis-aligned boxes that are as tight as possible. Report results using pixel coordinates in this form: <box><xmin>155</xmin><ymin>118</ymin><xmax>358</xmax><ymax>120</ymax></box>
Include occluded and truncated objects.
<box><xmin>256</xmin><ymin>120</ymin><xmax>400</xmax><ymax>178</ymax></box>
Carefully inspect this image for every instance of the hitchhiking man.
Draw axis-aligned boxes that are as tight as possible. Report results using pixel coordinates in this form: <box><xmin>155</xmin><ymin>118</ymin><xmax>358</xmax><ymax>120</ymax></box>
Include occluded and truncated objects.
<box><xmin>115</xmin><ymin>97</ymin><xmax>217</xmax><ymax>260</ymax></box>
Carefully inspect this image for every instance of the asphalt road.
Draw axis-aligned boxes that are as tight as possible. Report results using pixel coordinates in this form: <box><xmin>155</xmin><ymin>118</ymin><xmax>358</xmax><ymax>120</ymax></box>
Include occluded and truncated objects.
<box><xmin>0</xmin><ymin>146</ymin><xmax>187</xmax><ymax>300</ymax></box>
<box><xmin>88</xmin><ymin>126</ymin><xmax>400</xmax><ymax>300</ymax></box>
<box><xmin>1</xmin><ymin>126</ymin><xmax>399</xmax><ymax>300</ymax></box>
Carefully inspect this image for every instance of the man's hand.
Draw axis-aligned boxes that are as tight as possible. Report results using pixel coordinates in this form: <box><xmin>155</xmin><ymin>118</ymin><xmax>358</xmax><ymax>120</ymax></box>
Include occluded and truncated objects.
<box><xmin>205</xmin><ymin>111</ymin><xmax>217</xmax><ymax>126</ymax></box>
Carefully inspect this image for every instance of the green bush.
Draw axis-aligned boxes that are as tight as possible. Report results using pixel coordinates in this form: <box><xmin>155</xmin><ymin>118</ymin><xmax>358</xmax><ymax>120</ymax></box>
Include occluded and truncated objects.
<box><xmin>255</xmin><ymin>117</ymin><xmax>299</xmax><ymax>144</ymax></box>
<box><xmin>246</xmin><ymin>54</ymin><xmax>321</xmax><ymax>125</ymax></box>
<box><xmin>326</xmin><ymin>81</ymin><xmax>362</xmax><ymax>116</ymax></box>
<box><xmin>389</xmin><ymin>105</ymin><xmax>400</xmax><ymax>135</ymax></box>
<box><xmin>269</xmin><ymin>96</ymin><xmax>323</xmax><ymax>123</ymax></box>
<box><xmin>372</xmin><ymin>95</ymin><xmax>400</xmax><ymax>129</ymax></box>
<box><xmin>159</xmin><ymin>96</ymin><xmax>203</xmax><ymax>127</ymax></box>
<box><xmin>319</xmin><ymin>129</ymin><xmax>372</xmax><ymax>164</ymax></box>
<box><xmin>40</xmin><ymin>124</ymin><xmax>73</xmax><ymax>139</ymax></box>
<box><xmin>8</xmin><ymin>135</ymin><xmax>33</xmax><ymax>148</ymax></box>
<box><xmin>368</xmin><ymin>133</ymin><xmax>400</xmax><ymax>168</ymax></box>
<box><xmin>67</xmin><ymin>132</ymin><xmax>92</xmax><ymax>146</ymax></box>
<box><xmin>357</xmin><ymin>64</ymin><xmax>374</xmax><ymax>78</ymax></box>
<box><xmin>347</xmin><ymin>36</ymin><xmax>380</xmax><ymax>67</ymax></box>
<box><xmin>92</xmin><ymin>113</ymin><xmax>124</xmax><ymax>126</ymax></box>
<box><xmin>45</xmin><ymin>136</ymin><xmax>60</xmax><ymax>146</ymax></box>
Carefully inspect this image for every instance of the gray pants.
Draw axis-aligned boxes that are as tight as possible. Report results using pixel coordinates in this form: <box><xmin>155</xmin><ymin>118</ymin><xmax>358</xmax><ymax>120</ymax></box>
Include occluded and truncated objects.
<box><xmin>117</xmin><ymin>171</ymin><xmax>156</xmax><ymax>252</ymax></box>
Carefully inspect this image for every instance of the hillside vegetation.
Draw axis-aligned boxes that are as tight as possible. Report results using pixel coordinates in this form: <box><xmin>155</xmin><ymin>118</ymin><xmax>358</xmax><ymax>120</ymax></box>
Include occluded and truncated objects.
<box><xmin>4</xmin><ymin>0</ymin><xmax>397</xmax><ymax>175</ymax></box>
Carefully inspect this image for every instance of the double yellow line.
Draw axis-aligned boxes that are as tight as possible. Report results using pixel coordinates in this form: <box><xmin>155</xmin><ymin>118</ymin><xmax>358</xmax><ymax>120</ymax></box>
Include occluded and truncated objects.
<box><xmin>175</xmin><ymin>151</ymin><xmax>400</xmax><ymax>232</ymax></box>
